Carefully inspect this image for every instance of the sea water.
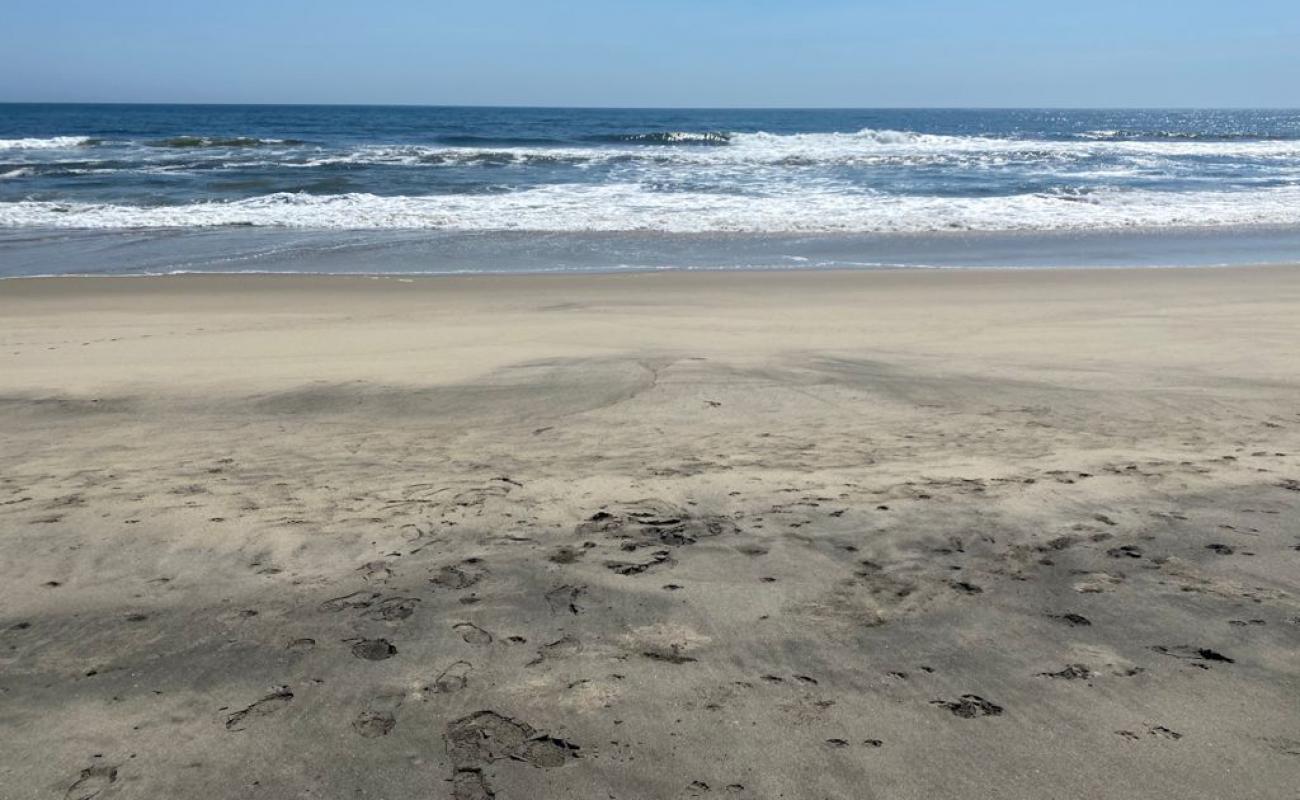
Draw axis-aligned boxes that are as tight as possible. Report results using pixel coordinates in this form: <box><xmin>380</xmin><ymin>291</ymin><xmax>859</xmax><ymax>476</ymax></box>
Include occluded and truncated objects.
<box><xmin>2</xmin><ymin>105</ymin><xmax>1299</xmax><ymax>275</ymax></box>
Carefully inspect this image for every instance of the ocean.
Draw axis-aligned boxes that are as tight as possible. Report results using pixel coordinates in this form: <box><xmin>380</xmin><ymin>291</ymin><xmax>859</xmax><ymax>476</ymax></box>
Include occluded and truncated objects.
<box><xmin>3</xmin><ymin>104</ymin><xmax>1300</xmax><ymax>276</ymax></box>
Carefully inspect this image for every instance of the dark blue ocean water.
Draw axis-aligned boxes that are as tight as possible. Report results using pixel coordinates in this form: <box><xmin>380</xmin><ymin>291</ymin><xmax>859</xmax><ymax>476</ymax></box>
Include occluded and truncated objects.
<box><xmin>3</xmin><ymin>105</ymin><xmax>1300</xmax><ymax>274</ymax></box>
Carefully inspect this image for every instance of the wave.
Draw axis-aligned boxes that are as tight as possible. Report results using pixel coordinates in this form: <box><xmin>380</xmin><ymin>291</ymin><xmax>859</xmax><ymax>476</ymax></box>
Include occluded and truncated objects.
<box><xmin>724</xmin><ymin>129</ymin><xmax>1300</xmax><ymax>160</ymax></box>
<box><xmin>595</xmin><ymin>131</ymin><xmax>734</xmax><ymax>146</ymax></box>
<box><xmin>269</xmin><ymin>128</ymin><xmax>1010</xmax><ymax>168</ymax></box>
<box><xmin>269</xmin><ymin>129</ymin><xmax>1300</xmax><ymax>172</ymax></box>
<box><xmin>282</xmin><ymin>147</ymin><xmax>580</xmax><ymax>169</ymax></box>
<box><xmin>0</xmin><ymin>159</ymin><xmax>213</xmax><ymax>178</ymax></box>
<box><xmin>0</xmin><ymin>136</ymin><xmax>95</xmax><ymax>150</ymax></box>
<box><xmin>594</xmin><ymin>128</ymin><xmax>967</xmax><ymax>147</ymax></box>
<box><xmin>5</xmin><ymin>184</ymin><xmax>1300</xmax><ymax>233</ymax></box>
<box><xmin>6</xmin><ymin>128</ymin><xmax>1298</xmax><ymax>161</ymax></box>
<box><xmin>1078</xmin><ymin>129</ymin><xmax>1294</xmax><ymax>142</ymax></box>
<box><xmin>151</xmin><ymin>136</ymin><xmax>307</xmax><ymax>148</ymax></box>
<box><xmin>8</xmin><ymin>128</ymin><xmax>1298</xmax><ymax>174</ymax></box>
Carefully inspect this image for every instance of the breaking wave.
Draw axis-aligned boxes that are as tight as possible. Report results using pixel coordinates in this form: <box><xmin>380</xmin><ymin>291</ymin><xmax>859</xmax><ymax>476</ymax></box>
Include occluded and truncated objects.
<box><xmin>0</xmin><ymin>136</ymin><xmax>95</xmax><ymax>150</ymax></box>
<box><xmin>5</xmin><ymin>111</ymin><xmax>1300</xmax><ymax>242</ymax></box>
<box><xmin>1077</xmin><ymin>129</ymin><xmax>1296</xmax><ymax>142</ymax></box>
<box><xmin>244</xmin><ymin>130</ymin><xmax>1300</xmax><ymax>176</ymax></box>
<box><xmin>151</xmin><ymin>136</ymin><xmax>307</xmax><ymax>148</ymax></box>
<box><xmin>597</xmin><ymin>131</ymin><xmax>734</xmax><ymax>145</ymax></box>
<box><xmin>6</xmin><ymin>184</ymin><xmax>1300</xmax><ymax>233</ymax></box>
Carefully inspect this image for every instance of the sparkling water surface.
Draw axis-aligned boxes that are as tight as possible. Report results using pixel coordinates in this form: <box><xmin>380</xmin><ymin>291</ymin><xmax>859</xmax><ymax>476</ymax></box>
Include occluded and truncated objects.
<box><xmin>3</xmin><ymin>105</ymin><xmax>1299</xmax><ymax>274</ymax></box>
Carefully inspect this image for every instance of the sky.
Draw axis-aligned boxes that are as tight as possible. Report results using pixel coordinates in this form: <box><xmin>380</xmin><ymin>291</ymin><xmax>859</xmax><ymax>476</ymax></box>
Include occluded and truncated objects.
<box><xmin>1</xmin><ymin>0</ymin><xmax>1297</xmax><ymax>107</ymax></box>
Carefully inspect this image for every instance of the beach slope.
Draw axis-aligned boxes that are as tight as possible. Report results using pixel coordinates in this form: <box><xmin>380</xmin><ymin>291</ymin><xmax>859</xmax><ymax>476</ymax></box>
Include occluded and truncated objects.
<box><xmin>1</xmin><ymin>267</ymin><xmax>1298</xmax><ymax>799</ymax></box>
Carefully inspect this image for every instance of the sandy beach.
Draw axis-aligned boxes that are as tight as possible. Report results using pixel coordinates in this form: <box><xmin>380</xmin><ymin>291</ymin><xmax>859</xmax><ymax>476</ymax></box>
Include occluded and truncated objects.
<box><xmin>1</xmin><ymin>266</ymin><xmax>1298</xmax><ymax>799</ymax></box>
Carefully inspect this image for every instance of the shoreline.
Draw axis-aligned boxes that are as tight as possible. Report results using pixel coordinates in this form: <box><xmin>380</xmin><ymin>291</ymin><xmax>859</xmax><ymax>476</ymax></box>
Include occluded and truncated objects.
<box><xmin>3</xmin><ymin>259</ymin><xmax>1298</xmax><ymax>281</ymax></box>
<box><xmin>3</xmin><ymin>261</ymin><xmax>1297</xmax><ymax>302</ymax></box>
<box><xmin>7</xmin><ymin>223</ymin><xmax>1300</xmax><ymax>279</ymax></box>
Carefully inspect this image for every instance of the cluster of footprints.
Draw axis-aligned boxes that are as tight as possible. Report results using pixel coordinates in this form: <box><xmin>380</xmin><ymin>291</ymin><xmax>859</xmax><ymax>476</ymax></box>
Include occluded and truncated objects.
<box><xmin>58</xmin><ymin>469</ymin><xmax>1293</xmax><ymax>799</ymax></box>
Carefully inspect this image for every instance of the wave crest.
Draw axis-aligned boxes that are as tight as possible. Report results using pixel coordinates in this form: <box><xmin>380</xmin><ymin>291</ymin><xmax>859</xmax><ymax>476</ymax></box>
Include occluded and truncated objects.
<box><xmin>5</xmin><ymin>185</ymin><xmax>1300</xmax><ymax>234</ymax></box>
<box><xmin>152</xmin><ymin>136</ymin><xmax>306</xmax><ymax>148</ymax></box>
<box><xmin>0</xmin><ymin>136</ymin><xmax>94</xmax><ymax>150</ymax></box>
<box><xmin>1078</xmin><ymin>129</ymin><xmax>1293</xmax><ymax>142</ymax></box>
<box><xmin>598</xmin><ymin>131</ymin><xmax>734</xmax><ymax>146</ymax></box>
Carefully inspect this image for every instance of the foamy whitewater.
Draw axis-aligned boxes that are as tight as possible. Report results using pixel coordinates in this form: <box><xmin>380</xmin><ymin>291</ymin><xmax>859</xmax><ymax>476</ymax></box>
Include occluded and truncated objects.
<box><xmin>5</xmin><ymin>106</ymin><xmax>1300</xmax><ymax>234</ymax></box>
<box><xmin>9</xmin><ymin>183</ymin><xmax>1300</xmax><ymax>233</ymax></box>
<box><xmin>3</xmin><ymin>106</ymin><xmax>1300</xmax><ymax>274</ymax></box>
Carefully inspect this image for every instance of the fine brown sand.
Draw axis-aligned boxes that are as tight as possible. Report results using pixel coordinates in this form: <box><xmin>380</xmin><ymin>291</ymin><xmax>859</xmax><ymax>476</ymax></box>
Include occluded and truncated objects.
<box><xmin>1</xmin><ymin>267</ymin><xmax>1298</xmax><ymax>800</ymax></box>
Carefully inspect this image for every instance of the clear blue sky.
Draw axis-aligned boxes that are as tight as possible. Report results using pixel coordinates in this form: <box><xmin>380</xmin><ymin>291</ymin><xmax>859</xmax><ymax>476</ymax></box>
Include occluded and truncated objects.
<box><xmin>2</xmin><ymin>0</ymin><xmax>1297</xmax><ymax>107</ymax></box>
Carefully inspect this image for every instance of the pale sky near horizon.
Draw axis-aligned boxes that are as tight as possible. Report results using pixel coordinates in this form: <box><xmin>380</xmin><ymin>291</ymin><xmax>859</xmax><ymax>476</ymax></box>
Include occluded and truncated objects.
<box><xmin>2</xmin><ymin>0</ymin><xmax>1297</xmax><ymax>107</ymax></box>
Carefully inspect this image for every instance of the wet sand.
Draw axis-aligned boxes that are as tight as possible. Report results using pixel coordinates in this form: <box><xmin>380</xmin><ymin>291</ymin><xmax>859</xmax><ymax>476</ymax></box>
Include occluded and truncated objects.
<box><xmin>1</xmin><ymin>267</ymin><xmax>1298</xmax><ymax>799</ymax></box>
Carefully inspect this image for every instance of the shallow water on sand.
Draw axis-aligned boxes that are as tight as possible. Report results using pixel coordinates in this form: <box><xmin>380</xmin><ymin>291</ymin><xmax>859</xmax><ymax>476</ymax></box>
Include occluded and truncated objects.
<box><xmin>3</xmin><ymin>225</ymin><xmax>1300</xmax><ymax>278</ymax></box>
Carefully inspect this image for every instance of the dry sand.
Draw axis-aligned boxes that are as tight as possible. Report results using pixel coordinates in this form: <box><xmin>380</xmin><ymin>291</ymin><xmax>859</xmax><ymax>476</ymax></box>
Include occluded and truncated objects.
<box><xmin>1</xmin><ymin>266</ymin><xmax>1298</xmax><ymax>799</ymax></box>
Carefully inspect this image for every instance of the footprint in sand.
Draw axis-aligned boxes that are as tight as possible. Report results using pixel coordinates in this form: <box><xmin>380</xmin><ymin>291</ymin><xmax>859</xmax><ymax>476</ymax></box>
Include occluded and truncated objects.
<box><xmin>577</xmin><ymin>499</ymin><xmax>739</xmax><ymax>548</ymax></box>
<box><xmin>444</xmin><ymin>710</ymin><xmax>580</xmax><ymax>797</ymax></box>
<box><xmin>318</xmin><ymin>591</ymin><xmax>381</xmax><ymax>613</ymax></box>
<box><xmin>453</xmin><ymin>623</ymin><xmax>493</xmax><ymax>645</ymax></box>
<box><xmin>431</xmin><ymin>563</ymin><xmax>487</xmax><ymax>591</ymax></box>
<box><xmin>225</xmin><ymin>686</ymin><xmax>294</xmax><ymax>731</ymax></box>
<box><xmin>445</xmin><ymin>710</ymin><xmax>580</xmax><ymax>770</ymax></box>
<box><xmin>548</xmin><ymin>545</ymin><xmax>588</xmax><ymax>564</ymax></box>
<box><xmin>365</xmin><ymin>596</ymin><xmax>420</xmax><ymax>621</ymax></box>
<box><xmin>545</xmin><ymin>584</ymin><xmax>587</xmax><ymax>615</ymax></box>
<box><xmin>65</xmin><ymin>765</ymin><xmax>118</xmax><ymax>800</ymax></box>
<box><xmin>527</xmin><ymin>635</ymin><xmax>582</xmax><ymax>667</ymax></box>
<box><xmin>1038</xmin><ymin>664</ymin><xmax>1095</xmax><ymax>680</ymax></box>
<box><xmin>451</xmin><ymin>770</ymin><xmax>494</xmax><ymax>800</ymax></box>
<box><xmin>430</xmin><ymin>661</ymin><xmax>473</xmax><ymax>694</ymax></box>
<box><xmin>931</xmin><ymin>695</ymin><xmax>1004</xmax><ymax>718</ymax></box>
<box><xmin>353</xmin><ymin>691</ymin><xmax>406</xmax><ymax>738</ymax></box>
<box><xmin>350</xmin><ymin>638</ymin><xmax>398</xmax><ymax>661</ymax></box>
<box><xmin>358</xmin><ymin>560</ymin><xmax>393</xmax><ymax>583</ymax></box>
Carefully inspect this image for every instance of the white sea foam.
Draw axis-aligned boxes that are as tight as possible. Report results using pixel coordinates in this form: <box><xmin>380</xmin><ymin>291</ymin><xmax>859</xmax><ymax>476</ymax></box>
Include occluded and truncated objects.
<box><xmin>0</xmin><ymin>136</ymin><xmax>94</xmax><ymax>150</ymax></box>
<box><xmin>6</xmin><ymin>183</ymin><xmax>1300</xmax><ymax>233</ymax></box>
<box><xmin>6</xmin><ymin>127</ymin><xmax>1300</xmax><ymax>235</ymax></box>
<box><xmin>150</xmin><ymin>136</ymin><xmax>305</xmax><ymax>148</ymax></box>
<box><xmin>266</xmin><ymin>128</ymin><xmax>1300</xmax><ymax>175</ymax></box>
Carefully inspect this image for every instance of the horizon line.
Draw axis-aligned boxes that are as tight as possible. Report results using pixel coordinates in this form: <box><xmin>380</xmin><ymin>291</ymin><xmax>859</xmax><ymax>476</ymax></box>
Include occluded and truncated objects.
<box><xmin>2</xmin><ymin>101</ymin><xmax>1298</xmax><ymax>112</ymax></box>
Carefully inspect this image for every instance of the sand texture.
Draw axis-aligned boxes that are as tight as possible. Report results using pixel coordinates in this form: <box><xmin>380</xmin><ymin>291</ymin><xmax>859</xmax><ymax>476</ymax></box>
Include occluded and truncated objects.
<box><xmin>1</xmin><ymin>267</ymin><xmax>1298</xmax><ymax>799</ymax></box>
